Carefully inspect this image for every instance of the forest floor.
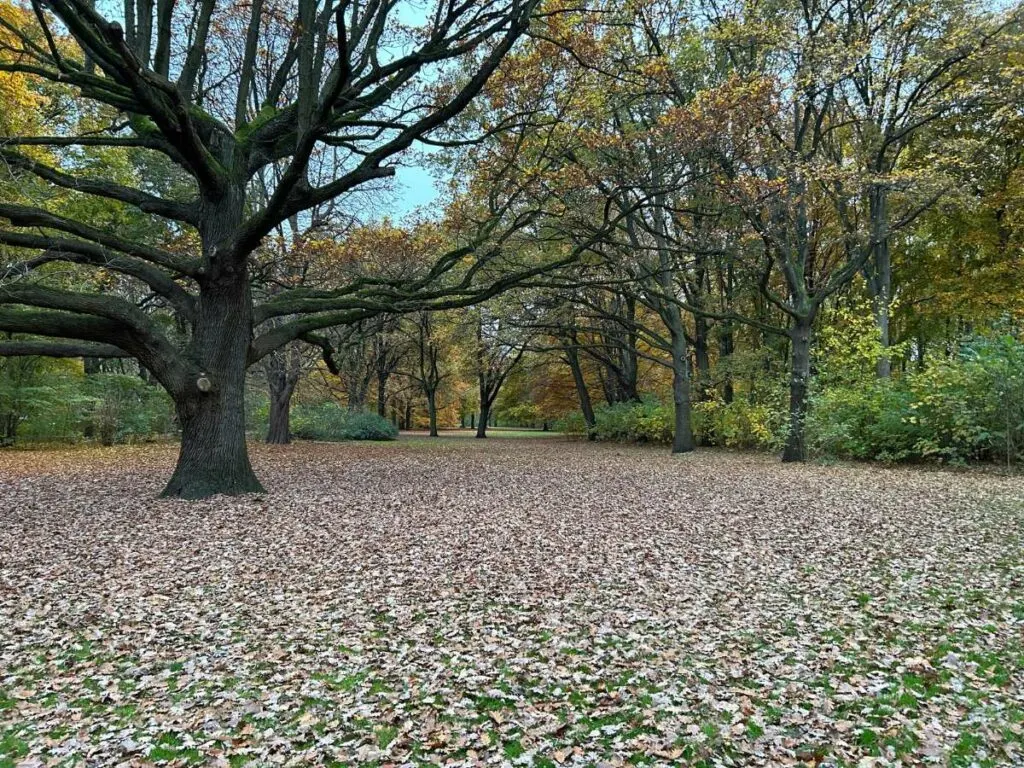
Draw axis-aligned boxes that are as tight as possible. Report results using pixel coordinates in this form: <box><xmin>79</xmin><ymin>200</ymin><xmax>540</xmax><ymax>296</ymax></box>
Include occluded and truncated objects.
<box><xmin>1</xmin><ymin>438</ymin><xmax>1022</xmax><ymax>768</ymax></box>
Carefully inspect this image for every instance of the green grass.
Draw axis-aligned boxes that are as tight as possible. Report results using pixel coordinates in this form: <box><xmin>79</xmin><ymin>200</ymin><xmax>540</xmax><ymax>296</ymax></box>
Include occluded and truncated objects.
<box><xmin>402</xmin><ymin>428</ymin><xmax>563</xmax><ymax>440</ymax></box>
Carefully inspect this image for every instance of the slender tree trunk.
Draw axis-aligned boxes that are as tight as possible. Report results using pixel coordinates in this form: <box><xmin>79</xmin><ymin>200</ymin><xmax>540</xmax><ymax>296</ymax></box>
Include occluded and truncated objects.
<box><xmin>719</xmin><ymin>321</ymin><xmax>734</xmax><ymax>404</ymax></box>
<box><xmin>719</xmin><ymin>259</ymin><xmax>736</xmax><ymax>403</ymax></box>
<box><xmin>376</xmin><ymin>370</ymin><xmax>388</xmax><ymax>417</ymax></box>
<box><xmin>476</xmin><ymin>403</ymin><xmax>489</xmax><ymax>438</ymax></box>
<box><xmin>694</xmin><ymin>315</ymin><xmax>711</xmax><ymax>401</ymax></box>
<box><xmin>874</xmin><ymin>291</ymin><xmax>891</xmax><ymax>378</ymax></box>
<box><xmin>264</xmin><ymin>349</ymin><xmax>297</xmax><ymax>445</ymax></box>
<box><xmin>1</xmin><ymin>411</ymin><xmax>17</xmax><ymax>445</ymax></box>
<box><xmin>265</xmin><ymin>379</ymin><xmax>295</xmax><ymax>444</ymax></box>
<box><xmin>782</xmin><ymin>318</ymin><xmax>813</xmax><ymax>463</ymax></box>
<box><xmin>646</xmin><ymin>201</ymin><xmax>694</xmax><ymax>452</ymax></box>
<box><xmin>868</xmin><ymin>186</ymin><xmax>893</xmax><ymax>378</ymax></box>
<box><xmin>566</xmin><ymin>344</ymin><xmax>596</xmax><ymax>439</ymax></box>
<box><xmin>622</xmin><ymin>297</ymin><xmax>641</xmax><ymax>401</ymax></box>
<box><xmin>602</xmin><ymin>367</ymin><xmax>618</xmax><ymax>405</ymax></box>
<box><xmin>347</xmin><ymin>380</ymin><xmax>368</xmax><ymax>410</ymax></box>
<box><xmin>426</xmin><ymin>389</ymin><xmax>439</xmax><ymax>437</ymax></box>
<box><xmin>668</xmin><ymin>318</ymin><xmax>695</xmax><ymax>454</ymax></box>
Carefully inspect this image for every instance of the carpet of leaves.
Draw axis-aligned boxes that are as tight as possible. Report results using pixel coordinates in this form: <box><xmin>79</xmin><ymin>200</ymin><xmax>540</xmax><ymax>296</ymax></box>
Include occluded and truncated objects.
<box><xmin>1</xmin><ymin>438</ymin><xmax>1023</xmax><ymax>768</ymax></box>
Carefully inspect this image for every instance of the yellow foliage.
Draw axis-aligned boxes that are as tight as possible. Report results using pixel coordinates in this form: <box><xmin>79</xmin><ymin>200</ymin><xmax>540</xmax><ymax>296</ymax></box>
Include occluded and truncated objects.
<box><xmin>0</xmin><ymin>2</ymin><xmax>46</xmax><ymax>135</ymax></box>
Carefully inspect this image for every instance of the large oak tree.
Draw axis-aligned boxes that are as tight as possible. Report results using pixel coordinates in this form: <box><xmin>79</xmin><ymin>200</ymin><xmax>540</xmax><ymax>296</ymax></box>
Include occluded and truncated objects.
<box><xmin>0</xmin><ymin>0</ymin><xmax>545</xmax><ymax>497</ymax></box>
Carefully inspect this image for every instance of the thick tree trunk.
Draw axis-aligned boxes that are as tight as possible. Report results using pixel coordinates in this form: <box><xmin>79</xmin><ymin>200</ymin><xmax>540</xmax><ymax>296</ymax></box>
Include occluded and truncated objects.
<box><xmin>426</xmin><ymin>389</ymin><xmax>439</xmax><ymax>437</ymax></box>
<box><xmin>162</xmin><ymin>193</ymin><xmax>264</xmax><ymax>498</ymax></box>
<box><xmin>163</xmin><ymin>377</ymin><xmax>263</xmax><ymax>498</ymax></box>
<box><xmin>622</xmin><ymin>297</ymin><xmax>641</xmax><ymax>401</ymax></box>
<box><xmin>566</xmin><ymin>344</ymin><xmax>596</xmax><ymax>439</ymax></box>
<box><xmin>619</xmin><ymin>369</ymin><xmax>640</xmax><ymax>402</ymax></box>
<box><xmin>782</xmin><ymin>319</ymin><xmax>812</xmax><ymax>463</ymax></box>
<box><xmin>668</xmin><ymin>318</ymin><xmax>695</xmax><ymax>454</ymax></box>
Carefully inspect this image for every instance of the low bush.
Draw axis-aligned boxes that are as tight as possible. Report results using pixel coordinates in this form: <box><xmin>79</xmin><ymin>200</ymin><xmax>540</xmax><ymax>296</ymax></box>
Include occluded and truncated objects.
<box><xmin>290</xmin><ymin>403</ymin><xmax>398</xmax><ymax>441</ymax></box>
<box><xmin>83</xmin><ymin>374</ymin><xmax>175</xmax><ymax>445</ymax></box>
<box><xmin>5</xmin><ymin>368</ymin><xmax>173</xmax><ymax>445</ymax></box>
<box><xmin>694</xmin><ymin>398</ymin><xmax>786</xmax><ymax>451</ymax></box>
<box><xmin>808</xmin><ymin>334</ymin><xmax>1024</xmax><ymax>465</ymax></box>
<box><xmin>558</xmin><ymin>396</ymin><xmax>783</xmax><ymax>448</ymax></box>
<box><xmin>554</xmin><ymin>410</ymin><xmax>588</xmax><ymax>437</ymax></box>
<box><xmin>499</xmin><ymin>403</ymin><xmax>542</xmax><ymax>428</ymax></box>
<box><xmin>807</xmin><ymin>380</ymin><xmax>920</xmax><ymax>461</ymax></box>
<box><xmin>590</xmin><ymin>398</ymin><xmax>673</xmax><ymax>443</ymax></box>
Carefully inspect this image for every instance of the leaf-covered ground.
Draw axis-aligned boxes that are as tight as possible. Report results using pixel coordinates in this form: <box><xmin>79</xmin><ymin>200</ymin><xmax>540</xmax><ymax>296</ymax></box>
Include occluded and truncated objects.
<box><xmin>1</xmin><ymin>439</ymin><xmax>1023</xmax><ymax>767</ymax></box>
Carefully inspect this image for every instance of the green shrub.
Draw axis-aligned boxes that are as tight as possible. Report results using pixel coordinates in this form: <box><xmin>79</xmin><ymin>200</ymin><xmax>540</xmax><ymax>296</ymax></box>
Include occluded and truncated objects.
<box><xmin>807</xmin><ymin>333</ymin><xmax>1024</xmax><ymax>465</ymax></box>
<box><xmin>964</xmin><ymin>334</ymin><xmax>1024</xmax><ymax>465</ymax></box>
<box><xmin>1</xmin><ymin>358</ymin><xmax>80</xmax><ymax>444</ymax></box>
<box><xmin>245</xmin><ymin>390</ymin><xmax>270</xmax><ymax>434</ymax></box>
<box><xmin>808</xmin><ymin>381</ymin><xmax>921</xmax><ymax>461</ymax></box>
<box><xmin>630</xmin><ymin>400</ymin><xmax>675</xmax><ymax>443</ymax></box>
<box><xmin>591</xmin><ymin>401</ymin><xmax>635</xmax><ymax>441</ymax></box>
<box><xmin>558</xmin><ymin>398</ymin><xmax>675</xmax><ymax>444</ymax></box>
<box><xmin>338</xmin><ymin>410</ymin><xmax>400</xmax><ymax>440</ymax></box>
<box><xmin>7</xmin><ymin>368</ymin><xmax>172</xmax><ymax>445</ymax></box>
<box><xmin>290</xmin><ymin>402</ymin><xmax>397</xmax><ymax>441</ymax></box>
<box><xmin>500</xmin><ymin>403</ymin><xmax>542</xmax><ymax>427</ymax></box>
<box><xmin>554</xmin><ymin>410</ymin><xmax>589</xmax><ymax>437</ymax></box>
<box><xmin>82</xmin><ymin>374</ymin><xmax>174</xmax><ymax>445</ymax></box>
<box><xmin>560</xmin><ymin>396</ymin><xmax>784</xmax><ymax>449</ymax></box>
<box><xmin>694</xmin><ymin>398</ymin><xmax>786</xmax><ymax>451</ymax></box>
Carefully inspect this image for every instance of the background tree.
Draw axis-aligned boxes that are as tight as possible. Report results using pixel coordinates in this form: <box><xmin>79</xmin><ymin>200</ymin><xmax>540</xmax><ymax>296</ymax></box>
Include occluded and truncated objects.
<box><xmin>473</xmin><ymin>302</ymin><xmax>531</xmax><ymax>437</ymax></box>
<box><xmin>403</xmin><ymin>310</ymin><xmax>455</xmax><ymax>437</ymax></box>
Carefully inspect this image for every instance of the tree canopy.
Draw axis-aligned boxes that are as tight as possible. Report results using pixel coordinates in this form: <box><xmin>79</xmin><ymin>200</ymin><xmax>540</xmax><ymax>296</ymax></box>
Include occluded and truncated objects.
<box><xmin>1</xmin><ymin>0</ymin><xmax>1022</xmax><ymax>495</ymax></box>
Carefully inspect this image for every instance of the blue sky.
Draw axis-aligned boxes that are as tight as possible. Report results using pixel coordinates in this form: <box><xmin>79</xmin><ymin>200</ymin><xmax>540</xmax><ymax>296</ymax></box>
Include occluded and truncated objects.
<box><xmin>390</xmin><ymin>163</ymin><xmax>442</xmax><ymax>218</ymax></box>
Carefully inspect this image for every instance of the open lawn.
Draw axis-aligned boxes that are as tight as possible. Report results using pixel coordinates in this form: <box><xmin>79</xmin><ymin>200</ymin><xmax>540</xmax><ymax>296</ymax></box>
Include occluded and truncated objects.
<box><xmin>1</xmin><ymin>438</ymin><xmax>1023</xmax><ymax>767</ymax></box>
<box><xmin>401</xmin><ymin>429</ymin><xmax>565</xmax><ymax>441</ymax></box>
